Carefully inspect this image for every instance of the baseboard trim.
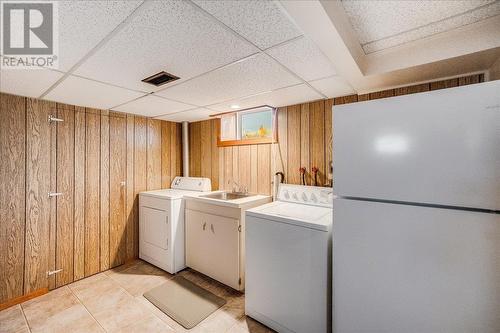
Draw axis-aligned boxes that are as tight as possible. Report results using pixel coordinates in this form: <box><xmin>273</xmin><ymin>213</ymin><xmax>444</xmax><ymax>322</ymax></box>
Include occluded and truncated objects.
<box><xmin>0</xmin><ymin>260</ymin><xmax>139</xmax><ymax>311</ymax></box>
<box><xmin>0</xmin><ymin>288</ymin><xmax>48</xmax><ymax>311</ymax></box>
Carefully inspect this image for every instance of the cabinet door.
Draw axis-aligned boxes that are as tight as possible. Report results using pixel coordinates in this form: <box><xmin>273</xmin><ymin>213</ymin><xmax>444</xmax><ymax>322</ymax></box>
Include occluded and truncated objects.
<box><xmin>109</xmin><ymin>115</ymin><xmax>127</xmax><ymax>268</ymax></box>
<box><xmin>185</xmin><ymin>209</ymin><xmax>208</xmax><ymax>272</ymax></box>
<box><xmin>25</xmin><ymin>99</ymin><xmax>53</xmax><ymax>295</ymax></box>
<box><xmin>85</xmin><ymin>110</ymin><xmax>100</xmax><ymax>276</ymax></box>
<box><xmin>206</xmin><ymin>213</ymin><xmax>240</xmax><ymax>289</ymax></box>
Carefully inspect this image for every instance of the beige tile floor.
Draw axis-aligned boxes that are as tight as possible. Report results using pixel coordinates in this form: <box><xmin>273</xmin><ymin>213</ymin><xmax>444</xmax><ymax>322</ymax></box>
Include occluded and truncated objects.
<box><xmin>0</xmin><ymin>260</ymin><xmax>274</xmax><ymax>333</ymax></box>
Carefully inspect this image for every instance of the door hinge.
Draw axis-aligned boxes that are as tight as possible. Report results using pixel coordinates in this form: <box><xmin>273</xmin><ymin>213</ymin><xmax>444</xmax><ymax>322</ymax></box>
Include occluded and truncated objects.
<box><xmin>238</xmin><ymin>278</ymin><xmax>241</xmax><ymax>285</ymax></box>
<box><xmin>238</xmin><ymin>225</ymin><xmax>241</xmax><ymax>232</ymax></box>
<box><xmin>48</xmin><ymin>115</ymin><xmax>64</xmax><ymax>123</ymax></box>
<box><xmin>47</xmin><ymin>269</ymin><xmax>63</xmax><ymax>276</ymax></box>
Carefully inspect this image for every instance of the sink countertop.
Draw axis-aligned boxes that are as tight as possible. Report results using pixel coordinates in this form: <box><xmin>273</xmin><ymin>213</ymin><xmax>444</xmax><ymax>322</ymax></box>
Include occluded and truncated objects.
<box><xmin>184</xmin><ymin>192</ymin><xmax>271</xmax><ymax>208</ymax></box>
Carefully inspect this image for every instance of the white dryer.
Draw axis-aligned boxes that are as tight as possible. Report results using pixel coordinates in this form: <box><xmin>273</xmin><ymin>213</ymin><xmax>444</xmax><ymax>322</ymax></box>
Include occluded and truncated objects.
<box><xmin>139</xmin><ymin>176</ymin><xmax>213</xmax><ymax>274</ymax></box>
<box><xmin>245</xmin><ymin>184</ymin><xmax>333</xmax><ymax>333</ymax></box>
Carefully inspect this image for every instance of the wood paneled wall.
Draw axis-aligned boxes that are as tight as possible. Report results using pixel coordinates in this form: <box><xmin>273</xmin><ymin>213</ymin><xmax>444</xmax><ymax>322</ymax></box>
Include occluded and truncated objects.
<box><xmin>0</xmin><ymin>93</ymin><xmax>182</xmax><ymax>305</ymax></box>
<box><xmin>188</xmin><ymin>74</ymin><xmax>484</xmax><ymax>195</ymax></box>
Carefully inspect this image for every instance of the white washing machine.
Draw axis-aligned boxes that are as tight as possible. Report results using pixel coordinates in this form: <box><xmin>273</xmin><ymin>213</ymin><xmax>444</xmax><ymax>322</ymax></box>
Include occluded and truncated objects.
<box><xmin>139</xmin><ymin>176</ymin><xmax>214</xmax><ymax>274</ymax></box>
<box><xmin>245</xmin><ymin>184</ymin><xmax>333</xmax><ymax>333</ymax></box>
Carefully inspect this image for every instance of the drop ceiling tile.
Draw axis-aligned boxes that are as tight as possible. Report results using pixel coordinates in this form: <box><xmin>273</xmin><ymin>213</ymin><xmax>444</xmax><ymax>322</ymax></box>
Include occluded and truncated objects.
<box><xmin>342</xmin><ymin>0</ymin><xmax>495</xmax><ymax>43</ymax></box>
<box><xmin>44</xmin><ymin>75</ymin><xmax>144</xmax><ymax>110</ymax></box>
<box><xmin>156</xmin><ymin>108</ymin><xmax>214</xmax><ymax>123</ymax></box>
<box><xmin>362</xmin><ymin>1</ymin><xmax>500</xmax><ymax>53</ymax></box>
<box><xmin>342</xmin><ymin>0</ymin><xmax>500</xmax><ymax>53</ymax></box>
<box><xmin>57</xmin><ymin>1</ymin><xmax>142</xmax><ymax>71</ymax></box>
<box><xmin>209</xmin><ymin>84</ymin><xmax>323</xmax><ymax>113</ymax></box>
<box><xmin>308</xmin><ymin>76</ymin><xmax>355</xmax><ymax>98</ymax></box>
<box><xmin>0</xmin><ymin>67</ymin><xmax>64</xmax><ymax>98</ymax></box>
<box><xmin>267</xmin><ymin>37</ymin><xmax>336</xmax><ymax>81</ymax></box>
<box><xmin>156</xmin><ymin>54</ymin><xmax>301</xmax><ymax>106</ymax></box>
<box><xmin>113</xmin><ymin>95</ymin><xmax>193</xmax><ymax>117</ymax></box>
<box><xmin>193</xmin><ymin>0</ymin><xmax>302</xmax><ymax>49</ymax></box>
<box><xmin>74</xmin><ymin>0</ymin><xmax>257</xmax><ymax>92</ymax></box>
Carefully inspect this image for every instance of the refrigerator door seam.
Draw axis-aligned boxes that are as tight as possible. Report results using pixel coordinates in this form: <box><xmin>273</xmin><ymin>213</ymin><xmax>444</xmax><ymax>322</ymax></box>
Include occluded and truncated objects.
<box><xmin>337</xmin><ymin>196</ymin><xmax>499</xmax><ymax>214</ymax></box>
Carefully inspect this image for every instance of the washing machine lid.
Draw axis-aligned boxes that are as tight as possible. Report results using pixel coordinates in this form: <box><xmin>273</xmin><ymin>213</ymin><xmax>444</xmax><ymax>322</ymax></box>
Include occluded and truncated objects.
<box><xmin>246</xmin><ymin>201</ymin><xmax>332</xmax><ymax>231</ymax></box>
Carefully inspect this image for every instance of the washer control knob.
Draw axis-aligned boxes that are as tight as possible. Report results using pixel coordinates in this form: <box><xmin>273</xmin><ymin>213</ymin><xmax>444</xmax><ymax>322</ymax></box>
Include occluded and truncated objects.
<box><xmin>292</xmin><ymin>192</ymin><xmax>299</xmax><ymax>200</ymax></box>
<box><xmin>310</xmin><ymin>193</ymin><xmax>318</xmax><ymax>202</ymax></box>
<box><xmin>319</xmin><ymin>189</ymin><xmax>334</xmax><ymax>204</ymax></box>
<box><xmin>301</xmin><ymin>192</ymin><xmax>308</xmax><ymax>202</ymax></box>
<box><xmin>283</xmin><ymin>190</ymin><xmax>290</xmax><ymax>199</ymax></box>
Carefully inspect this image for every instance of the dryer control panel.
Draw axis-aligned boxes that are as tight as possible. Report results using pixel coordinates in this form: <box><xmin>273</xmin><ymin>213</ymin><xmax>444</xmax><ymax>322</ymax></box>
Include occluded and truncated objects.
<box><xmin>171</xmin><ymin>176</ymin><xmax>212</xmax><ymax>192</ymax></box>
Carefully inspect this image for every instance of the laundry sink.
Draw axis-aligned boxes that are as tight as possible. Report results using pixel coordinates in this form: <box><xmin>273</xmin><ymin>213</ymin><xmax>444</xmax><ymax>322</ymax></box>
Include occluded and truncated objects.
<box><xmin>201</xmin><ymin>191</ymin><xmax>253</xmax><ymax>201</ymax></box>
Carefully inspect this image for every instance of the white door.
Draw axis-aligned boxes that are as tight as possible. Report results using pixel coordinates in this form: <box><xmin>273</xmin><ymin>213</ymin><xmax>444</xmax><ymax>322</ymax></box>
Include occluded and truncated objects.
<box><xmin>205</xmin><ymin>213</ymin><xmax>240</xmax><ymax>289</ymax></box>
<box><xmin>140</xmin><ymin>206</ymin><xmax>169</xmax><ymax>267</ymax></box>
<box><xmin>333</xmin><ymin>80</ymin><xmax>500</xmax><ymax>210</ymax></box>
<box><xmin>333</xmin><ymin>198</ymin><xmax>500</xmax><ymax>333</ymax></box>
<box><xmin>185</xmin><ymin>209</ymin><xmax>208</xmax><ymax>272</ymax></box>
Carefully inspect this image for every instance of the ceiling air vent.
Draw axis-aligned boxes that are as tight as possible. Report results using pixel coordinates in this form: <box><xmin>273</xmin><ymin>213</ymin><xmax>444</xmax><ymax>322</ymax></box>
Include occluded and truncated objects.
<box><xmin>142</xmin><ymin>71</ymin><xmax>179</xmax><ymax>86</ymax></box>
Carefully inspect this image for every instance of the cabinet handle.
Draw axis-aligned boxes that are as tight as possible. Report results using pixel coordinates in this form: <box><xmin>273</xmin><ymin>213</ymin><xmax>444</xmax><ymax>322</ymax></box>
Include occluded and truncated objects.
<box><xmin>203</xmin><ymin>222</ymin><xmax>206</xmax><ymax>230</ymax></box>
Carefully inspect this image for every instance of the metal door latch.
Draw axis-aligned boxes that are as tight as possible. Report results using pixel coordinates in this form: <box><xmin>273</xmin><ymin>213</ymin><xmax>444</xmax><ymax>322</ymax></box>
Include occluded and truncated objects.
<box><xmin>47</xmin><ymin>269</ymin><xmax>63</xmax><ymax>276</ymax></box>
<box><xmin>48</xmin><ymin>192</ymin><xmax>63</xmax><ymax>198</ymax></box>
<box><xmin>48</xmin><ymin>115</ymin><xmax>64</xmax><ymax>123</ymax></box>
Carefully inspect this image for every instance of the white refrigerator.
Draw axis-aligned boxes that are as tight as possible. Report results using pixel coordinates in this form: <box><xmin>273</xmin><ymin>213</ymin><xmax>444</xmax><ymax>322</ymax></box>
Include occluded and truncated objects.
<box><xmin>332</xmin><ymin>80</ymin><xmax>500</xmax><ymax>333</ymax></box>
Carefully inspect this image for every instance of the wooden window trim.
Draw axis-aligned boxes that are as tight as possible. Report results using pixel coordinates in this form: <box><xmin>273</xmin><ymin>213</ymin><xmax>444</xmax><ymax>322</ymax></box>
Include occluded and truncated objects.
<box><xmin>215</xmin><ymin>107</ymin><xmax>277</xmax><ymax>147</ymax></box>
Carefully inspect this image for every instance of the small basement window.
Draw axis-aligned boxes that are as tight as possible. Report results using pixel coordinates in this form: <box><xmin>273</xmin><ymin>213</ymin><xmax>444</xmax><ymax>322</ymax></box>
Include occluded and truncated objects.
<box><xmin>214</xmin><ymin>106</ymin><xmax>277</xmax><ymax>147</ymax></box>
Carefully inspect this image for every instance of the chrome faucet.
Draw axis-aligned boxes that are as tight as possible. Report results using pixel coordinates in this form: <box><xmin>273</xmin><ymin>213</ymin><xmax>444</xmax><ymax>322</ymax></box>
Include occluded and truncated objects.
<box><xmin>232</xmin><ymin>181</ymin><xmax>248</xmax><ymax>194</ymax></box>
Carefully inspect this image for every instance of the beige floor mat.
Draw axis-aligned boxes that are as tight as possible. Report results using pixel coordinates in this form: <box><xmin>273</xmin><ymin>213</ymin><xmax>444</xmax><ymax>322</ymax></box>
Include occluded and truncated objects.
<box><xmin>143</xmin><ymin>275</ymin><xmax>226</xmax><ymax>329</ymax></box>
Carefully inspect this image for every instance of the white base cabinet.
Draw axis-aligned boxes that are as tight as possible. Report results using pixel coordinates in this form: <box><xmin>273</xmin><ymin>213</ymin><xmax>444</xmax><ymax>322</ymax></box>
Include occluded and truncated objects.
<box><xmin>184</xmin><ymin>195</ymin><xmax>271</xmax><ymax>291</ymax></box>
<box><xmin>185</xmin><ymin>209</ymin><xmax>241</xmax><ymax>289</ymax></box>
